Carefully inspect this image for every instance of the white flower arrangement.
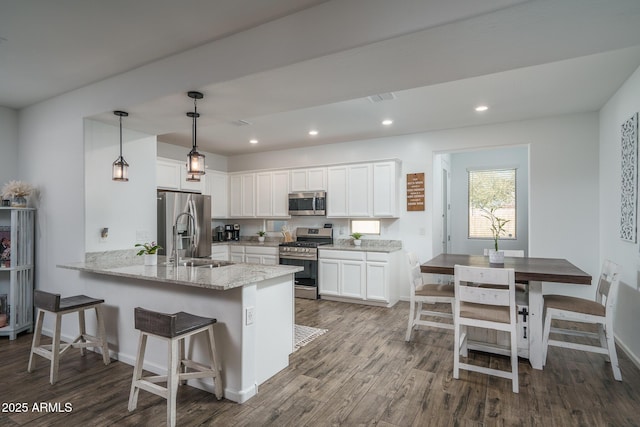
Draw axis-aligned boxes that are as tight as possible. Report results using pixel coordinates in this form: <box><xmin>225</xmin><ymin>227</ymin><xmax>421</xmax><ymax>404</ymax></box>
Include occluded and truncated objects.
<box><xmin>1</xmin><ymin>180</ymin><xmax>34</xmax><ymax>199</ymax></box>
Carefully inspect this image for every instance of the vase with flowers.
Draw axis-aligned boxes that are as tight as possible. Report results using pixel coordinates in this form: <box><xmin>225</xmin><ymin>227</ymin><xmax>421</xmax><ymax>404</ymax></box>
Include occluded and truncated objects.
<box><xmin>1</xmin><ymin>180</ymin><xmax>34</xmax><ymax>207</ymax></box>
<box><xmin>135</xmin><ymin>242</ymin><xmax>162</xmax><ymax>266</ymax></box>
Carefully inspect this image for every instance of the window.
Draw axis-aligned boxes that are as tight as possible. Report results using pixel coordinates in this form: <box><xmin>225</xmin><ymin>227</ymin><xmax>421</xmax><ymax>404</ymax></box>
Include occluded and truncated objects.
<box><xmin>351</xmin><ymin>219</ymin><xmax>380</xmax><ymax>235</ymax></box>
<box><xmin>468</xmin><ymin>168</ymin><xmax>516</xmax><ymax>239</ymax></box>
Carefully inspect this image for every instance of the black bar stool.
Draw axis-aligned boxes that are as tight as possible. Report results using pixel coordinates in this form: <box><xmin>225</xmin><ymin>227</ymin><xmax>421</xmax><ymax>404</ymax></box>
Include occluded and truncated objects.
<box><xmin>28</xmin><ymin>290</ymin><xmax>110</xmax><ymax>384</ymax></box>
<box><xmin>128</xmin><ymin>307</ymin><xmax>223</xmax><ymax>427</ymax></box>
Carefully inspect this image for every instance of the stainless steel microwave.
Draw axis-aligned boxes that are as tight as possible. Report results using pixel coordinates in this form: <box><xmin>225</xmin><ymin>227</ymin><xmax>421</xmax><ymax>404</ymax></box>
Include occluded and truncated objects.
<box><xmin>288</xmin><ymin>191</ymin><xmax>326</xmax><ymax>216</ymax></box>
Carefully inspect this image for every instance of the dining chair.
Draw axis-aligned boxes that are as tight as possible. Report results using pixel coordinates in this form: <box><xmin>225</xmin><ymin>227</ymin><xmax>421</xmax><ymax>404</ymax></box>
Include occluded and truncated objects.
<box><xmin>454</xmin><ymin>264</ymin><xmax>519</xmax><ymax>393</ymax></box>
<box><xmin>542</xmin><ymin>259</ymin><xmax>622</xmax><ymax>381</ymax></box>
<box><xmin>482</xmin><ymin>248</ymin><xmax>528</xmax><ymax>295</ymax></box>
<box><xmin>405</xmin><ymin>252</ymin><xmax>455</xmax><ymax>342</ymax></box>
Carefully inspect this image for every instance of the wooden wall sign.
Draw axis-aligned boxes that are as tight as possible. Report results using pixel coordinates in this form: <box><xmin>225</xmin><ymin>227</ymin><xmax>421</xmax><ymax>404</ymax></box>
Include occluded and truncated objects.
<box><xmin>407</xmin><ymin>173</ymin><xmax>425</xmax><ymax>211</ymax></box>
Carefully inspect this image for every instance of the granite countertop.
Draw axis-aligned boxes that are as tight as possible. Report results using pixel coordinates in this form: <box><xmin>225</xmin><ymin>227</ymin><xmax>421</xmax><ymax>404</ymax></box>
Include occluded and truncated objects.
<box><xmin>58</xmin><ymin>253</ymin><xmax>302</xmax><ymax>291</ymax></box>
<box><xmin>213</xmin><ymin>238</ymin><xmax>403</xmax><ymax>253</ymax></box>
<box><xmin>320</xmin><ymin>239</ymin><xmax>403</xmax><ymax>253</ymax></box>
<box><xmin>212</xmin><ymin>240</ymin><xmax>281</xmax><ymax>248</ymax></box>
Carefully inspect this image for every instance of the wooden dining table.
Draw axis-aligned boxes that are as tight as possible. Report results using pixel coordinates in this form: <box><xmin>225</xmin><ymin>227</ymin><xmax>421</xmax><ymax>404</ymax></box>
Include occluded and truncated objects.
<box><xmin>420</xmin><ymin>253</ymin><xmax>592</xmax><ymax>370</ymax></box>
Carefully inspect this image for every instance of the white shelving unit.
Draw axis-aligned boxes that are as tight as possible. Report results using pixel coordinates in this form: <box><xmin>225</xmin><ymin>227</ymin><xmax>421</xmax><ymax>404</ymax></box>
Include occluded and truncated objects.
<box><xmin>0</xmin><ymin>207</ymin><xmax>35</xmax><ymax>340</ymax></box>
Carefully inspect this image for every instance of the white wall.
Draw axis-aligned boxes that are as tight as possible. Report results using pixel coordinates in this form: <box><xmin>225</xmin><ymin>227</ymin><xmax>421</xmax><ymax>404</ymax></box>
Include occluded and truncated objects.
<box><xmin>0</xmin><ymin>107</ymin><xmax>19</xmax><ymax>188</ymax></box>
<box><xmin>599</xmin><ymin>64</ymin><xmax>640</xmax><ymax>366</ymax></box>
<box><xmin>84</xmin><ymin>119</ymin><xmax>157</xmax><ymax>252</ymax></box>
<box><xmin>448</xmin><ymin>145</ymin><xmax>529</xmax><ymax>255</ymax></box>
<box><xmin>229</xmin><ymin>114</ymin><xmax>600</xmax><ymax>296</ymax></box>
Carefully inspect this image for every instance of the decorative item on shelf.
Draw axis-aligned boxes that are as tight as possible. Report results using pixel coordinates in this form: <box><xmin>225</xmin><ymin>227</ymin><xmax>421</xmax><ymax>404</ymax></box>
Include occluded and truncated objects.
<box><xmin>186</xmin><ymin>91</ymin><xmax>206</xmax><ymax>177</ymax></box>
<box><xmin>112</xmin><ymin>110</ymin><xmax>130</xmax><ymax>182</ymax></box>
<box><xmin>1</xmin><ymin>180</ymin><xmax>34</xmax><ymax>207</ymax></box>
<box><xmin>350</xmin><ymin>232</ymin><xmax>363</xmax><ymax>246</ymax></box>
<box><xmin>257</xmin><ymin>230</ymin><xmax>266</xmax><ymax>243</ymax></box>
<box><xmin>135</xmin><ymin>242</ymin><xmax>162</xmax><ymax>266</ymax></box>
<box><xmin>483</xmin><ymin>207</ymin><xmax>510</xmax><ymax>266</ymax></box>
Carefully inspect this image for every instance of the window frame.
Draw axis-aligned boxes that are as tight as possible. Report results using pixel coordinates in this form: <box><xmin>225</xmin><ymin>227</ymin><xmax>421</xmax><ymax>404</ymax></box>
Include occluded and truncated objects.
<box><xmin>467</xmin><ymin>167</ymin><xmax>517</xmax><ymax>241</ymax></box>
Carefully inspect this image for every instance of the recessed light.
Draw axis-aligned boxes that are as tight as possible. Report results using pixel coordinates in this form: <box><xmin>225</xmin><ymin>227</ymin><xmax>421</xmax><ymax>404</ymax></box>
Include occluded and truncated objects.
<box><xmin>382</xmin><ymin>119</ymin><xmax>393</xmax><ymax>126</ymax></box>
<box><xmin>249</xmin><ymin>139</ymin><xmax>258</xmax><ymax>144</ymax></box>
<box><xmin>475</xmin><ymin>105</ymin><xmax>489</xmax><ymax>112</ymax></box>
<box><xmin>308</xmin><ymin>130</ymin><xmax>318</xmax><ymax>136</ymax></box>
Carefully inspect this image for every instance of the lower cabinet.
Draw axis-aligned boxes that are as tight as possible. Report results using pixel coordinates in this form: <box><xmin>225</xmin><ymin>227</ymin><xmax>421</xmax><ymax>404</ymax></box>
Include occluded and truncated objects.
<box><xmin>211</xmin><ymin>245</ymin><xmax>230</xmax><ymax>261</ymax></box>
<box><xmin>229</xmin><ymin>245</ymin><xmax>278</xmax><ymax>265</ymax></box>
<box><xmin>319</xmin><ymin>249</ymin><xmax>398</xmax><ymax>307</ymax></box>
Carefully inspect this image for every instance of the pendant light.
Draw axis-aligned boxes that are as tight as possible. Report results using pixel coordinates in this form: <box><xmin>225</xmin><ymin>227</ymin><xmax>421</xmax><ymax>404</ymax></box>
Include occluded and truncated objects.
<box><xmin>186</xmin><ymin>91</ymin><xmax>205</xmax><ymax>176</ymax></box>
<box><xmin>112</xmin><ymin>110</ymin><xmax>129</xmax><ymax>181</ymax></box>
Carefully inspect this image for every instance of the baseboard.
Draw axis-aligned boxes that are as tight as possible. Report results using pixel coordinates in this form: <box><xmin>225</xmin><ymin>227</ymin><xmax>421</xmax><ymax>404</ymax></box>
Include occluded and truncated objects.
<box><xmin>615</xmin><ymin>333</ymin><xmax>640</xmax><ymax>371</ymax></box>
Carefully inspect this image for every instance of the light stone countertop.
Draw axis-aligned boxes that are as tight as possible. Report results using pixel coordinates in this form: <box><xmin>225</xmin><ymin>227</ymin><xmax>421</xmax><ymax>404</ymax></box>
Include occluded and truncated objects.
<box><xmin>320</xmin><ymin>239</ymin><xmax>403</xmax><ymax>253</ymax></box>
<box><xmin>213</xmin><ymin>238</ymin><xmax>403</xmax><ymax>253</ymax></box>
<box><xmin>58</xmin><ymin>253</ymin><xmax>302</xmax><ymax>291</ymax></box>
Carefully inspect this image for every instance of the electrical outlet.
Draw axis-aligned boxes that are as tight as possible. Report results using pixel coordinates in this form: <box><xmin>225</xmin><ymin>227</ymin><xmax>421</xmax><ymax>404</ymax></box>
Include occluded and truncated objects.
<box><xmin>245</xmin><ymin>306</ymin><xmax>255</xmax><ymax>325</ymax></box>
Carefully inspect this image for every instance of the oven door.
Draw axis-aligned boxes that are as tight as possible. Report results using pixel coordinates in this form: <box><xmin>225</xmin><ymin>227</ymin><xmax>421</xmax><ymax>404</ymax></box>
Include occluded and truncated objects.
<box><xmin>279</xmin><ymin>256</ymin><xmax>318</xmax><ymax>299</ymax></box>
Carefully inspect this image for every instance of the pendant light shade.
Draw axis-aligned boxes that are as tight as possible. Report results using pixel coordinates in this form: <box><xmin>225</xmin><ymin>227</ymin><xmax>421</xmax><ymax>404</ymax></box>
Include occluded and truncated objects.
<box><xmin>186</xmin><ymin>91</ymin><xmax>205</xmax><ymax>176</ymax></box>
<box><xmin>112</xmin><ymin>110</ymin><xmax>129</xmax><ymax>181</ymax></box>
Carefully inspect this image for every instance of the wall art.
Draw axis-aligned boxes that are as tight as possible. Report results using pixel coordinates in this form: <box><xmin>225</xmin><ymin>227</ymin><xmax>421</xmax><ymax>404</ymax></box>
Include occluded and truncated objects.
<box><xmin>620</xmin><ymin>112</ymin><xmax>638</xmax><ymax>242</ymax></box>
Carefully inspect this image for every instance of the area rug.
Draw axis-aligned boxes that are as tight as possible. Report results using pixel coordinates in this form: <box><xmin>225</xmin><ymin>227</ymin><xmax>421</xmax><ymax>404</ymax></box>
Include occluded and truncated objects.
<box><xmin>294</xmin><ymin>324</ymin><xmax>328</xmax><ymax>351</ymax></box>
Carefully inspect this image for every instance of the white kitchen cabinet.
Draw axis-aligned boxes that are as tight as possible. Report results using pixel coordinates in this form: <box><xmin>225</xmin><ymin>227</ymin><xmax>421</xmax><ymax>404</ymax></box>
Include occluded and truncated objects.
<box><xmin>327</xmin><ymin>163</ymin><xmax>372</xmax><ymax>217</ymax></box>
<box><xmin>372</xmin><ymin>161</ymin><xmax>400</xmax><ymax>217</ymax></box>
<box><xmin>157</xmin><ymin>157</ymin><xmax>204</xmax><ymax>193</ymax></box>
<box><xmin>327</xmin><ymin>160</ymin><xmax>400</xmax><ymax>218</ymax></box>
<box><xmin>326</xmin><ymin>166</ymin><xmax>348</xmax><ymax>216</ymax></box>
<box><xmin>229</xmin><ymin>245</ymin><xmax>278</xmax><ymax>265</ymax></box>
<box><xmin>365</xmin><ymin>252</ymin><xmax>391</xmax><ymax>302</ymax></box>
<box><xmin>157</xmin><ymin>158</ymin><xmax>181</xmax><ymax>190</ymax></box>
<box><xmin>229</xmin><ymin>173</ymin><xmax>255</xmax><ymax>217</ymax></box>
<box><xmin>347</xmin><ymin>163</ymin><xmax>372</xmax><ymax>217</ymax></box>
<box><xmin>229</xmin><ymin>245</ymin><xmax>246</xmax><ymax>263</ymax></box>
<box><xmin>211</xmin><ymin>245</ymin><xmax>230</xmax><ymax>261</ymax></box>
<box><xmin>318</xmin><ymin>250</ymin><xmax>365</xmax><ymax>300</ymax></box>
<box><xmin>256</xmin><ymin>171</ymin><xmax>289</xmax><ymax>218</ymax></box>
<box><xmin>246</xmin><ymin>246</ymin><xmax>278</xmax><ymax>265</ymax></box>
<box><xmin>205</xmin><ymin>169</ymin><xmax>229</xmax><ymax>219</ymax></box>
<box><xmin>319</xmin><ymin>249</ymin><xmax>399</xmax><ymax>307</ymax></box>
<box><xmin>290</xmin><ymin>167</ymin><xmax>327</xmax><ymax>192</ymax></box>
<box><xmin>318</xmin><ymin>258</ymin><xmax>340</xmax><ymax>296</ymax></box>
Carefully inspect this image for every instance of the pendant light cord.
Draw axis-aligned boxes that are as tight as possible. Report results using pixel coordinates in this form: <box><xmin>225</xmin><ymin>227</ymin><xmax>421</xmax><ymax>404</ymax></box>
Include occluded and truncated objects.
<box><xmin>119</xmin><ymin>114</ymin><xmax>123</xmax><ymax>157</ymax></box>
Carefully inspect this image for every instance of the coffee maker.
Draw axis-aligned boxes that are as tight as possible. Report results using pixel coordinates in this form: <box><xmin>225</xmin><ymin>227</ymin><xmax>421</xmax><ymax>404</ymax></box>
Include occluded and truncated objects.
<box><xmin>225</xmin><ymin>224</ymin><xmax>240</xmax><ymax>241</ymax></box>
<box><xmin>214</xmin><ymin>226</ymin><xmax>225</xmax><ymax>242</ymax></box>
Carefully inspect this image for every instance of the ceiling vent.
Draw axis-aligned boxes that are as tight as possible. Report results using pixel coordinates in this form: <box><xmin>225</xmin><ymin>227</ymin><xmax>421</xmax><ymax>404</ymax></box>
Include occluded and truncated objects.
<box><xmin>367</xmin><ymin>92</ymin><xmax>396</xmax><ymax>103</ymax></box>
<box><xmin>231</xmin><ymin>119</ymin><xmax>252</xmax><ymax>126</ymax></box>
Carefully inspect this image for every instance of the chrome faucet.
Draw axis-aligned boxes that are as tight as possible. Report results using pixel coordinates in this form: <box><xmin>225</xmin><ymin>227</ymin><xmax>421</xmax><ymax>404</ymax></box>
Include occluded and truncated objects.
<box><xmin>171</xmin><ymin>212</ymin><xmax>195</xmax><ymax>265</ymax></box>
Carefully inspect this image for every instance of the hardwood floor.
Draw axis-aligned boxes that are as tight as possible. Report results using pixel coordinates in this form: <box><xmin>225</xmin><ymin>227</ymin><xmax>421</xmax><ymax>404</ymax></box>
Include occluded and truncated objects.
<box><xmin>1</xmin><ymin>299</ymin><xmax>639</xmax><ymax>426</ymax></box>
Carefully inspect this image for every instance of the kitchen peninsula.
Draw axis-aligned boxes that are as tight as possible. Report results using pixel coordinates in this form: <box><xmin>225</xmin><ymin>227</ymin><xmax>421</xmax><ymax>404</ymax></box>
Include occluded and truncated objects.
<box><xmin>59</xmin><ymin>252</ymin><xmax>302</xmax><ymax>403</ymax></box>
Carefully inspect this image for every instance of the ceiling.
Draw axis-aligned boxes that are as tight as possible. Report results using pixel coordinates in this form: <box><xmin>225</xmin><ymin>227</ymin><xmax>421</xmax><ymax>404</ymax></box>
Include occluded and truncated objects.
<box><xmin>3</xmin><ymin>0</ymin><xmax>640</xmax><ymax>156</ymax></box>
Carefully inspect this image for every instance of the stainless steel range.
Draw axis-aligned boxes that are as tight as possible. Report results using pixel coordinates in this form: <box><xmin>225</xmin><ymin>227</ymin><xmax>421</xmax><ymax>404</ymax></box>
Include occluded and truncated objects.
<box><xmin>279</xmin><ymin>227</ymin><xmax>333</xmax><ymax>299</ymax></box>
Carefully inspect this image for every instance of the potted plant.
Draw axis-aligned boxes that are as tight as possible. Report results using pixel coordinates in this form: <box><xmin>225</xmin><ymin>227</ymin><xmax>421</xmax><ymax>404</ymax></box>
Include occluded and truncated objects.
<box><xmin>135</xmin><ymin>242</ymin><xmax>162</xmax><ymax>266</ymax></box>
<box><xmin>1</xmin><ymin>180</ymin><xmax>34</xmax><ymax>207</ymax></box>
<box><xmin>257</xmin><ymin>230</ymin><xmax>266</xmax><ymax>243</ymax></box>
<box><xmin>483</xmin><ymin>207</ymin><xmax>510</xmax><ymax>265</ymax></box>
<box><xmin>350</xmin><ymin>232</ymin><xmax>363</xmax><ymax>246</ymax></box>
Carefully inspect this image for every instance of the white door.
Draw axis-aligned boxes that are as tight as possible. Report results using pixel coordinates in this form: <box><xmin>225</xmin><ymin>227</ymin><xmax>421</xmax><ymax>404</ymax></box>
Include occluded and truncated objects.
<box><xmin>319</xmin><ymin>259</ymin><xmax>340</xmax><ymax>296</ymax></box>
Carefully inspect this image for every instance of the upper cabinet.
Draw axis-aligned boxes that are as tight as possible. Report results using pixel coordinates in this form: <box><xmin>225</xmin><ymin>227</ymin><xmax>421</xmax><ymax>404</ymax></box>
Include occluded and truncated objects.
<box><xmin>290</xmin><ymin>167</ymin><xmax>327</xmax><ymax>192</ymax></box>
<box><xmin>327</xmin><ymin>160</ymin><xmax>400</xmax><ymax>218</ymax></box>
<box><xmin>157</xmin><ymin>157</ymin><xmax>204</xmax><ymax>193</ymax></box>
<box><xmin>229</xmin><ymin>173</ymin><xmax>255</xmax><ymax>218</ymax></box>
<box><xmin>205</xmin><ymin>169</ymin><xmax>229</xmax><ymax>219</ymax></box>
<box><xmin>256</xmin><ymin>171</ymin><xmax>290</xmax><ymax>218</ymax></box>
